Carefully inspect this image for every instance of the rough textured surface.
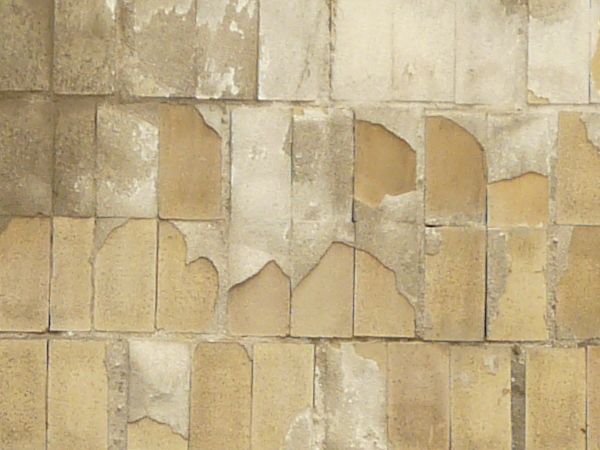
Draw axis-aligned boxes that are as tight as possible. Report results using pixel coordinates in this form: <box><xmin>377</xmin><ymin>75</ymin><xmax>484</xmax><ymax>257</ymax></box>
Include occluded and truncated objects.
<box><xmin>589</xmin><ymin>346</ymin><xmax>600</xmax><ymax>450</ymax></box>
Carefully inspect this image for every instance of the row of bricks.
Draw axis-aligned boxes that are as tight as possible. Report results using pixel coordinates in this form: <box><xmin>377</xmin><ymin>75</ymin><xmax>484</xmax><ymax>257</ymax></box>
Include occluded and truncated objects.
<box><xmin>3</xmin><ymin>0</ymin><xmax>600</xmax><ymax>105</ymax></box>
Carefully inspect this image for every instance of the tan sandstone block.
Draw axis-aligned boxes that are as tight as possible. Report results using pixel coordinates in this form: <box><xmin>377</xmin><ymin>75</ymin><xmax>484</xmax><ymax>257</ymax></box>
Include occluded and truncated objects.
<box><xmin>94</xmin><ymin>219</ymin><xmax>156</xmax><ymax>332</ymax></box>
<box><xmin>388</xmin><ymin>343</ymin><xmax>449</xmax><ymax>450</ymax></box>
<box><xmin>54</xmin><ymin>0</ymin><xmax>116</xmax><ymax>94</ymax></box>
<box><xmin>97</xmin><ymin>104</ymin><xmax>158</xmax><ymax>218</ymax></box>
<box><xmin>258</xmin><ymin>0</ymin><xmax>329</xmax><ymax>100</ymax></box>
<box><xmin>555</xmin><ymin>226</ymin><xmax>600</xmax><ymax>339</ymax></box>
<box><xmin>157</xmin><ymin>221</ymin><xmax>218</xmax><ymax>332</ymax></box>
<box><xmin>526</xmin><ymin>347</ymin><xmax>586</xmax><ymax>450</ymax></box>
<box><xmin>0</xmin><ymin>0</ymin><xmax>51</xmax><ymax>90</ymax></box>
<box><xmin>50</xmin><ymin>218</ymin><xmax>94</xmax><ymax>331</ymax></box>
<box><xmin>588</xmin><ymin>346</ymin><xmax>600</xmax><ymax>450</ymax></box>
<box><xmin>128</xmin><ymin>418</ymin><xmax>187</xmax><ymax>450</ymax></box>
<box><xmin>0</xmin><ymin>340</ymin><xmax>47</xmax><ymax>450</ymax></box>
<box><xmin>488</xmin><ymin>174</ymin><xmax>549</xmax><ymax>227</ymax></box>
<box><xmin>196</xmin><ymin>0</ymin><xmax>258</xmax><ymax>99</ymax></box>
<box><xmin>0</xmin><ymin>218</ymin><xmax>50</xmax><ymax>332</ymax></box>
<box><xmin>354</xmin><ymin>249</ymin><xmax>415</xmax><ymax>337</ymax></box>
<box><xmin>228</xmin><ymin>261</ymin><xmax>290</xmax><ymax>336</ymax></box>
<box><xmin>159</xmin><ymin>105</ymin><xmax>223</xmax><ymax>219</ymax></box>
<box><xmin>487</xmin><ymin>228</ymin><xmax>548</xmax><ymax>341</ymax></box>
<box><xmin>528</xmin><ymin>0</ymin><xmax>589</xmax><ymax>103</ymax></box>
<box><xmin>424</xmin><ymin>227</ymin><xmax>485</xmax><ymax>341</ymax></box>
<box><xmin>425</xmin><ymin>116</ymin><xmax>486</xmax><ymax>225</ymax></box>
<box><xmin>252</xmin><ymin>343</ymin><xmax>314</xmax><ymax>450</ymax></box>
<box><xmin>48</xmin><ymin>340</ymin><xmax>108</xmax><ymax>450</ymax></box>
<box><xmin>0</xmin><ymin>99</ymin><xmax>53</xmax><ymax>216</ymax></box>
<box><xmin>54</xmin><ymin>100</ymin><xmax>96</xmax><ymax>217</ymax></box>
<box><xmin>291</xmin><ymin>242</ymin><xmax>354</xmax><ymax>337</ymax></box>
<box><xmin>556</xmin><ymin>112</ymin><xmax>600</xmax><ymax>225</ymax></box>
<box><xmin>450</xmin><ymin>346</ymin><xmax>511</xmax><ymax>450</ymax></box>
<box><xmin>190</xmin><ymin>343</ymin><xmax>251</xmax><ymax>450</ymax></box>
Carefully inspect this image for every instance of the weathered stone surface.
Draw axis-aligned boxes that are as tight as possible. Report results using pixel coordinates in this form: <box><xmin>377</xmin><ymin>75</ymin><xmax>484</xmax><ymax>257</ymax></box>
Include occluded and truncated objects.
<box><xmin>196</xmin><ymin>0</ymin><xmax>258</xmax><ymax>99</ymax></box>
<box><xmin>252</xmin><ymin>343</ymin><xmax>314</xmax><ymax>450</ymax></box>
<box><xmin>556</xmin><ymin>112</ymin><xmax>600</xmax><ymax>225</ymax></box>
<box><xmin>332</xmin><ymin>0</ymin><xmax>454</xmax><ymax>101</ymax></box>
<box><xmin>0</xmin><ymin>340</ymin><xmax>47</xmax><ymax>450</ymax></box>
<box><xmin>128</xmin><ymin>418</ymin><xmax>187</xmax><ymax>450</ymax></box>
<box><xmin>54</xmin><ymin>0</ymin><xmax>116</xmax><ymax>94</ymax></box>
<box><xmin>94</xmin><ymin>219</ymin><xmax>156</xmax><ymax>332</ymax></box>
<box><xmin>128</xmin><ymin>340</ymin><xmax>190</xmax><ymax>439</ymax></box>
<box><xmin>97</xmin><ymin>104</ymin><xmax>158</xmax><ymax>218</ymax></box>
<box><xmin>157</xmin><ymin>221</ymin><xmax>219</xmax><ymax>332</ymax></box>
<box><xmin>528</xmin><ymin>0</ymin><xmax>589</xmax><ymax>103</ymax></box>
<box><xmin>354</xmin><ymin>249</ymin><xmax>415</xmax><ymax>337</ymax></box>
<box><xmin>317</xmin><ymin>342</ymin><xmax>387</xmax><ymax>450</ymax></box>
<box><xmin>0</xmin><ymin>99</ymin><xmax>53</xmax><ymax>216</ymax></box>
<box><xmin>450</xmin><ymin>345</ymin><xmax>511</xmax><ymax>450</ymax></box>
<box><xmin>259</xmin><ymin>0</ymin><xmax>328</xmax><ymax>100</ymax></box>
<box><xmin>425</xmin><ymin>115</ymin><xmax>486</xmax><ymax>225</ymax></box>
<box><xmin>292</xmin><ymin>108</ymin><xmax>354</xmax><ymax>224</ymax></box>
<box><xmin>54</xmin><ymin>100</ymin><xmax>96</xmax><ymax>217</ymax></box>
<box><xmin>424</xmin><ymin>226</ymin><xmax>486</xmax><ymax>341</ymax></box>
<box><xmin>591</xmin><ymin>0</ymin><xmax>600</xmax><ymax>102</ymax></box>
<box><xmin>228</xmin><ymin>261</ymin><xmax>290</xmax><ymax>336</ymax></box>
<box><xmin>0</xmin><ymin>1</ymin><xmax>51</xmax><ymax>90</ymax></box>
<box><xmin>456</xmin><ymin>0</ymin><xmax>527</xmax><ymax>106</ymax></box>
<box><xmin>488</xmin><ymin>173</ymin><xmax>549</xmax><ymax>227</ymax></box>
<box><xmin>388</xmin><ymin>342</ymin><xmax>449</xmax><ymax>450</ymax></box>
<box><xmin>487</xmin><ymin>228</ymin><xmax>548</xmax><ymax>341</ymax></box>
<box><xmin>0</xmin><ymin>217</ymin><xmax>50</xmax><ymax>332</ymax></box>
<box><xmin>48</xmin><ymin>340</ymin><xmax>108</xmax><ymax>450</ymax></box>
<box><xmin>555</xmin><ymin>226</ymin><xmax>600</xmax><ymax>339</ymax></box>
<box><xmin>526</xmin><ymin>347</ymin><xmax>586</xmax><ymax>450</ymax></box>
<box><xmin>159</xmin><ymin>104</ymin><xmax>224</xmax><ymax>219</ymax></box>
<box><xmin>190</xmin><ymin>343</ymin><xmax>252</xmax><ymax>450</ymax></box>
<box><xmin>50</xmin><ymin>218</ymin><xmax>94</xmax><ymax>331</ymax></box>
<box><xmin>588</xmin><ymin>346</ymin><xmax>600</xmax><ymax>450</ymax></box>
<box><xmin>291</xmin><ymin>242</ymin><xmax>354</xmax><ymax>337</ymax></box>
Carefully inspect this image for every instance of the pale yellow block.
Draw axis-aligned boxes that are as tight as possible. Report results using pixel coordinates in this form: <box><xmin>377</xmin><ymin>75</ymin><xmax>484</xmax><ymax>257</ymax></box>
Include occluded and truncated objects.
<box><xmin>128</xmin><ymin>418</ymin><xmax>187</xmax><ymax>450</ymax></box>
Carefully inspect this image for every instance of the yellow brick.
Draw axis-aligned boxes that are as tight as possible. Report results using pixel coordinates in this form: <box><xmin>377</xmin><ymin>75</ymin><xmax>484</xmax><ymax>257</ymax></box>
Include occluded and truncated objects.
<box><xmin>252</xmin><ymin>343</ymin><xmax>314</xmax><ymax>450</ymax></box>
<box><xmin>526</xmin><ymin>347</ymin><xmax>586</xmax><ymax>450</ymax></box>
<box><xmin>588</xmin><ymin>346</ymin><xmax>600</xmax><ymax>450</ymax></box>
<box><xmin>488</xmin><ymin>173</ymin><xmax>549</xmax><ymax>226</ymax></box>
<box><xmin>128</xmin><ymin>418</ymin><xmax>187</xmax><ymax>450</ymax></box>
<box><xmin>48</xmin><ymin>340</ymin><xmax>108</xmax><ymax>450</ymax></box>
<box><xmin>450</xmin><ymin>345</ymin><xmax>511</xmax><ymax>450</ymax></box>
<box><xmin>50</xmin><ymin>217</ymin><xmax>94</xmax><ymax>331</ymax></box>
<box><xmin>190</xmin><ymin>343</ymin><xmax>251</xmax><ymax>450</ymax></box>
<box><xmin>0</xmin><ymin>340</ymin><xmax>47</xmax><ymax>450</ymax></box>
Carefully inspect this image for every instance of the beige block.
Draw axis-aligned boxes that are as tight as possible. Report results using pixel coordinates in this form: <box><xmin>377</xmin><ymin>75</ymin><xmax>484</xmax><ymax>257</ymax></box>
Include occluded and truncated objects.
<box><xmin>456</xmin><ymin>0</ymin><xmax>527</xmax><ymax>106</ymax></box>
<box><xmin>0</xmin><ymin>340</ymin><xmax>47</xmax><ymax>450</ymax></box>
<box><xmin>424</xmin><ymin>227</ymin><xmax>486</xmax><ymax>341</ymax></box>
<box><xmin>450</xmin><ymin>346</ymin><xmax>511</xmax><ymax>450</ymax></box>
<box><xmin>591</xmin><ymin>0</ymin><xmax>600</xmax><ymax>102</ymax></box>
<box><xmin>0</xmin><ymin>99</ymin><xmax>53</xmax><ymax>216</ymax></box>
<box><xmin>48</xmin><ymin>340</ymin><xmax>108</xmax><ymax>450</ymax></box>
<box><xmin>388</xmin><ymin>343</ymin><xmax>449</xmax><ymax>450</ymax></box>
<box><xmin>196</xmin><ymin>0</ymin><xmax>258</xmax><ymax>99</ymax></box>
<box><xmin>158</xmin><ymin>105</ymin><xmax>223</xmax><ymax>220</ymax></box>
<box><xmin>97</xmin><ymin>104</ymin><xmax>158</xmax><ymax>218</ymax></box>
<box><xmin>54</xmin><ymin>0</ymin><xmax>115</xmax><ymax>94</ymax></box>
<box><xmin>354</xmin><ymin>249</ymin><xmax>415</xmax><ymax>337</ymax></box>
<box><xmin>425</xmin><ymin>116</ymin><xmax>486</xmax><ymax>225</ymax></box>
<box><xmin>487</xmin><ymin>228</ymin><xmax>548</xmax><ymax>341</ymax></box>
<box><xmin>51</xmin><ymin>217</ymin><xmax>94</xmax><ymax>331</ymax></box>
<box><xmin>128</xmin><ymin>418</ymin><xmax>188</xmax><ymax>450</ymax></box>
<box><xmin>0</xmin><ymin>218</ymin><xmax>50</xmax><ymax>332</ymax></box>
<box><xmin>528</xmin><ymin>0</ymin><xmax>589</xmax><ymax>103</ymax></box>
<box><xmin>556</xmin><ymin>226</ymin><xmax>600</xmax><ymax>339</ymax></box>
<box><xmin>157</xmin><ymin>221</ymin><xmax>218</xmax><ymax>333</ymax></box>
<box><xmin>94</xmin><ymin>219</ymin><xmax>156</xmax><ymax>332</ymax></box>
<box><xmin>291</xmin><ymin>242</ymin><xmax>354</xmax><ymax>337</ymax></box>
<box><xmin>258</xmin><ymin>0</ymin><xmax>329</xmax><ymax>100</ymax></box>
<box><xmin>252</xmin><ymin>343</ymin><xmax>314</xmax><ymax>450</ymax></box>
<box><xmin>588</xmin><ymin>346</ymin><xmax>600</xmax><ymax>450</ymax></box>
<box><xmin>190</xmin><ymin>343</ymin><xmax>251</xmax><ymax>450</ymax></box>
<box><xmin>54</xmin><ymin>100</ymin><xmax>96</xmax><ymax>217</ymax></box>
<box><xmin>0</xmin><ymin>0</ymin><xmax>51</xmax><ymax>90</ymax></box>
<box><xmin>556</xmin><ymin>112</ymin><xmax>600</xmax><ymax>225</ymax></box>
<box><xmin>488</xmin><ymin>174</ymin><xmax>549</xmax><ymax>227</ymax></box>
<box><xmin>228</xmin><ymin>261</ymin><xmax>290</xmax><ymax>336</ymax></box>
<box><xmin>526</xmin><ymin>347</ymin><xmax>586</xmax><ymax>450</ymax></box>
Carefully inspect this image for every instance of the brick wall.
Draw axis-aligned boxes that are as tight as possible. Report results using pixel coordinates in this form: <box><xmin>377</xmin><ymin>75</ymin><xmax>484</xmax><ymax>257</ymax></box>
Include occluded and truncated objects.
<box><xmin>1</xmin><ymin>0</ymin><xmax>599</xmax><ymax>449</ymax></box>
